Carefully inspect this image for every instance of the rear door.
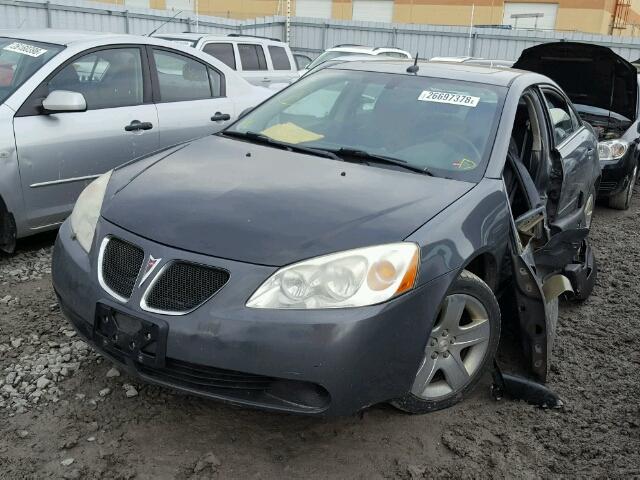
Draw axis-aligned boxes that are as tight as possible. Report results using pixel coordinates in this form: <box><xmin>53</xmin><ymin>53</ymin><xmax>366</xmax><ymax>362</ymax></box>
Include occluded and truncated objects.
<box><xmin>149</xmin><ymin>46</ymin><xmax>234</xmax><ymax>148</ymax></box>
<box><xmin>538</xmin><ymin>86</ymin><xmax>596</xmax><ymax>226</ymax></box>
<box><xmin>13</xmin><ymin>45</ymin><xmax>159</xmax><ymax>230</ymax></box>
<box><xmin>237</xmin><ymin>42</ymin><xmax>272</xmax><ymax>87</ymax></box>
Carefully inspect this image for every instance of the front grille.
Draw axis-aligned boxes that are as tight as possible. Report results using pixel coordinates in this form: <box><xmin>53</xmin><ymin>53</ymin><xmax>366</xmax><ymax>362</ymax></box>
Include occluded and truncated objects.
<box><xmin>101</xmin><ymin>238</ymin><xmax>144</xmax><ymax>300</ymax></box>
<box><xmin>144</xmin><ymin>262</ymin><xmax>229</xmax><ymax>313</ymax></box>
<box><xmin>139</xmin><ymin>358</ymin><xmax>274</xmax><ymax>391</ymax></box>
<box><xmin>599</xmin><ymin>181</ymin><xmax>619</xmax><ymax>193</ymax></box>
<box><xmin>136</xmin><ymin>358</ymin><xmax>330</xmax><ymax>412</ymax></box>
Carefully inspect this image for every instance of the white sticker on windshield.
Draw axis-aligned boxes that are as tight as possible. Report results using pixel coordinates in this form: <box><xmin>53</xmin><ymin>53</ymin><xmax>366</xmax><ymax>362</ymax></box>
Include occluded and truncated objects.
<box><xmin>3</xmin><ymin>42</ymin><xmax>48</xmax><ymax>58</ymax></box>
<box><xmin>418</xmin><ymin>90</ymin><xmax>480</xmax><ymax>107</ymax></box>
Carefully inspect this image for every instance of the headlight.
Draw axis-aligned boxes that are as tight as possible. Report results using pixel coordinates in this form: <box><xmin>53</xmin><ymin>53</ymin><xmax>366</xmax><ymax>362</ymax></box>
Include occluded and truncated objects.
<box><xmin>247</xmin><ymin>243</ymin><xmax>420</xmax><ymax>309</ymax></box>
<box><xmin>598</xmin><ymin>140</ymin><xmax>628</xmax><ymax>161</ymax></box>
<box><xmin>69</xmin><ymin>171</ymin><xmax>112</xmax><ymax>252</ymax></box>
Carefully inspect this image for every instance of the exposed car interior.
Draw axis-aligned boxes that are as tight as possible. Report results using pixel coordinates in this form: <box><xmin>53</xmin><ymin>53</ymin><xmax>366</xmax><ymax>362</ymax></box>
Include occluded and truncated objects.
<box><xmin>504</xmin><ymin>90</ymin><xmax>547</xmax><ymax>221</ymax></box>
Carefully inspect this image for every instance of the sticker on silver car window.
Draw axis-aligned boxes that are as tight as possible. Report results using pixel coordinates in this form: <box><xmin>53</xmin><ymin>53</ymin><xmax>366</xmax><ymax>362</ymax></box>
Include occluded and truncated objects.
<box><xmin>3</xmin><ymin>42</ymin><xmax>48</xmax><ymax>58</ymax></box>
<box><xmin>418</xmin><ymin>90</ymin><xmax>480</xmax><ymax>107</ymax></box>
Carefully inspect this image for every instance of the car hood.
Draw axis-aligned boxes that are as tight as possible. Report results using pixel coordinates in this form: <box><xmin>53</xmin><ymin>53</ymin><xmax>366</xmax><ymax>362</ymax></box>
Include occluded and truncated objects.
<box><xmin>102</xmin><ymin>136</ymin><xmax>474</xmax><ymax>266</ymax></box>
<box><xmin>513</xmin><ymin>42</ymin><xmax>638</xmax><ymax>122</ymax></box>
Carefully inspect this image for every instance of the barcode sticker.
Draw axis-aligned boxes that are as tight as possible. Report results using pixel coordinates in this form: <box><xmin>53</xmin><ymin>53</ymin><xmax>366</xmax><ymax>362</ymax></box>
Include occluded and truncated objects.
<box><xmin>418</xmin><ymin>90</ymin><xmax>480</xmax><ymax>107</ymax></box>
<box><xmin>3</xmin><ymin>42</ymin><xmax>48</xmax><ymax>58</ymax></box>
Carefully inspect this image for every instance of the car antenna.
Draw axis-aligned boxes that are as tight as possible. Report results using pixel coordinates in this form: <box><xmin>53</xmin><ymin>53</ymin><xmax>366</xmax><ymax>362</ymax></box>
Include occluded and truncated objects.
<box><xmin>406</xmin><ymin>52</ymin><xmax>419</xmax><ymax>74</ymax></box>
<box><xmin>147</xmin><ymin>10</ymin><xmax>183</xmax><ymax>36</ymax></box>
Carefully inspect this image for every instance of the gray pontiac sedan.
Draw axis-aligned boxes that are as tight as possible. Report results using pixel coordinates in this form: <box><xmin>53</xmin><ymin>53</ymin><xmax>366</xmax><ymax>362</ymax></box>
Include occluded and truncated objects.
<box><xmin>53</xmin><ymin>60</ymin><xmax>600</xmax><ymax>415</ymax></box>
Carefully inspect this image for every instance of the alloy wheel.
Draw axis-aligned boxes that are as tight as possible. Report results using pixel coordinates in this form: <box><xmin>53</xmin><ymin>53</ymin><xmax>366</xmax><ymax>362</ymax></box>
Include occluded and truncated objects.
<box><xmin>411</xmin><ymin>293</ymin><xmax>491</xmax><ymax>399</ymax></box>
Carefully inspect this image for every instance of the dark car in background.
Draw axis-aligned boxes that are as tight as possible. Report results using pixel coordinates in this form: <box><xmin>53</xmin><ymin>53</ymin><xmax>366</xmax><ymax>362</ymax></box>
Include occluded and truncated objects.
<box><xmin>514</xmin><ymin>42</ymin><xmax>639</xmax><ymax>210</ymax></box>
<box><xmin>52</xmin><ymin>60</ymin><xmax>600</xmax><ymax>416</ymax></box>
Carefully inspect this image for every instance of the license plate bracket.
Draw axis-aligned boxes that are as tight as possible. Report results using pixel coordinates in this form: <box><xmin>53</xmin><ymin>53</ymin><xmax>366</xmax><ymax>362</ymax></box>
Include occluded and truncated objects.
<box><xmin>94</xmin><ymin>303</ymin><xmax>168</xmax><ymax>368</ymax></box>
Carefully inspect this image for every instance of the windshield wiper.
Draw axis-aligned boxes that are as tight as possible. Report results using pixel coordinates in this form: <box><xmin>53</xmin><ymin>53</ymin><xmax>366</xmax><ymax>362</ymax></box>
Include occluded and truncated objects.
<box><xmin>221</xmin><ymin>131</ymin><xmax>340</xmax><ymax>160</ymax></box>
<box><xmin>329</xmin><ymin>148</ymin><xmax>434</xmax><ymax>176</ymax></box>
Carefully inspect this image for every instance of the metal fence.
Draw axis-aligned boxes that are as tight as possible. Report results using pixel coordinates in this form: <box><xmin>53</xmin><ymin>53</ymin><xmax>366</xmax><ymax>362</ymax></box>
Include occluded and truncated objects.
<box><xmin>2</xmin><ymin>0</ymin><xmax>640</xmax><ymax>61</ymax></box>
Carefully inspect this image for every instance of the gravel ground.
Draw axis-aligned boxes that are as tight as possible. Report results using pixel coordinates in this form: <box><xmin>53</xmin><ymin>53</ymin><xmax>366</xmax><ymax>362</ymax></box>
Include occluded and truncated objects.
<box><xmin>1</xmin><ymin>193</ymin><xmax>639</xmax><ymax>479</ymax></box>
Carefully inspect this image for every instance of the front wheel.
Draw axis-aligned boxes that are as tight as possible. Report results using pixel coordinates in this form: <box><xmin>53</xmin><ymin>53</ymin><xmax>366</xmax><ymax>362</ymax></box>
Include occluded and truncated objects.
<box><xmin>608</xmin><ymin>165</ymin><xmax>637</xmax><ymax>210</ymax></box>
<box><xmin>391</xmin><ymin>270</ymin><xmax>501</xmax><ymax>414</ymax></box>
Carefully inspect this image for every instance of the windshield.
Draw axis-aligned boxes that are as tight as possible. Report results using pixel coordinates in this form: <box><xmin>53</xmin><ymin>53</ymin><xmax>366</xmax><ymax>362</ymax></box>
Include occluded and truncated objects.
<box><xmin>0</xmin><ymin>37</ymin><xmax>64</xmax><ymax>104</ymax></box>
<box><xmin>227</xmin><ymin>69</ymin><xmax>506</xmax><ymax>182</ymax></box>
<box><xmin>306</xmin><ymin>51</ymin><xmax>362</xmax><ymax>70</ymax></box>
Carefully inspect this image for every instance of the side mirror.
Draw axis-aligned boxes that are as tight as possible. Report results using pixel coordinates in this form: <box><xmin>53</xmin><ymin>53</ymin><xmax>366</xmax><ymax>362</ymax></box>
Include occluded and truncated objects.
<box><xmin>42</xmin><ymin>90</ymin><xmax>87</xmax><ymax>114</ymax></box>
<box><xmin>238</xmin><ymin>107</ymin><xmax>253</xmax><ymax>119</ymax></box>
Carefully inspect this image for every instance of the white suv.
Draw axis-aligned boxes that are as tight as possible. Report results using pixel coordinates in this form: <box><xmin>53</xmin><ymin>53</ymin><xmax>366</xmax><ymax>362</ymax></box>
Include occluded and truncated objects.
<box><xmin>156</xmin><ymin>33</ymin><xmax>298</xmax><ymax>88</ymax></box>
<box><xmin>300</xmin><ymin>45</ymin><xmax>412</xmax><ymax>76</ymax></box>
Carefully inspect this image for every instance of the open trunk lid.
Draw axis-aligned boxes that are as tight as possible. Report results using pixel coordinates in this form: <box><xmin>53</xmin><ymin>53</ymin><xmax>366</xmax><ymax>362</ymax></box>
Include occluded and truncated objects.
<box><xmin>514</xmin><ymin>42</ymin><xmax>638</xmax><ymax>122</ymax></box>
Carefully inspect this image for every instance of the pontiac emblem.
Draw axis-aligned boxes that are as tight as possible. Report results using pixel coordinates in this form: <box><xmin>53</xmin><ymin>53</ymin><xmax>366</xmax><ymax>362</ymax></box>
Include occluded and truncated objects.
<box><xmin>139</xmin><ymin>255</ymin><xmax>161</xmax><ymax>286</ymax></box>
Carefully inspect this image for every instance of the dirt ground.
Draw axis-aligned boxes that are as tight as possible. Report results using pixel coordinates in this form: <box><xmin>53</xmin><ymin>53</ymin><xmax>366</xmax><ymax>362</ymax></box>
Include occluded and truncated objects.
<box><xmin>1</xmin><ymin>193</ymin><xmax>639</xmax><ymax>480</ymax></box>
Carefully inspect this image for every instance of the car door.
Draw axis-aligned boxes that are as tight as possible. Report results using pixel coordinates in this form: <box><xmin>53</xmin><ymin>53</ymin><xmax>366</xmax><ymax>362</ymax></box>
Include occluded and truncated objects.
<box><xmin>266</xmin><ymin>45</ymin><xmax>297</xmax><ymax>84</ymax></box>
<box><xmin>149</xmin><ymin>47</ymin><xmax>234</xmax><ymax>148</ymax></box>
<box><xmin>502</xmin><ymin>153</ymin><xmax>580</xmax><ymax>383</ymax></box>
<box><xmin>236</xmin><ymin>43</ymin><xmax>271</xmax><ymax>87</ymax></box>
<box><xmin>13</xmin><ymin>46</ymin><xmax>159</xmax><ymax>230</ymax></box>
<box><xmin>538</xmin><ymin>86</ymin><xmax>596</xmax><ymax>226</ymax></box>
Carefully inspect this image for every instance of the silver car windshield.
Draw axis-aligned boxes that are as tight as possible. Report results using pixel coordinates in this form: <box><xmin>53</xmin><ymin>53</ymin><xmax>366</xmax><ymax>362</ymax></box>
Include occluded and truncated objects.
<box><xmin>228</xmin><ymin>69</ymin><xmax>506</xmax><ymax>182</ymax></box>
<box><xmin>0</xmin><ymin>37</ymin><xmax>64</xmax><ymax>104</ymax></box>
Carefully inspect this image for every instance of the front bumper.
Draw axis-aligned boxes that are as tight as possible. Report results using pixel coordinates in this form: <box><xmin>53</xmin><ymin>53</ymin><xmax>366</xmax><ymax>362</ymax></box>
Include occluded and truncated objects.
<box><xmin>52</xmin><ymin>219</ymin><xmax>455</xmax><ymax>416</ymax></box>
<box><xmin>598</xmin><ymin>151</ymin><xmax>637</xmax><ymax>197</ymax></box>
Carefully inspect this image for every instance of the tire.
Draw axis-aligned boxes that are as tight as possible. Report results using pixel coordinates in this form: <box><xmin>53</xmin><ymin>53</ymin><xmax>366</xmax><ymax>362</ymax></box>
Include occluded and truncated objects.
<box><xmin>608</xmin><ymin>165</ymin><xmax>637</xmax><ymax>210</ymax></box>
<box><xmin>391</xmin><ymin>270</ymin><xmax>501</xmax><ymax>414</ymax></box>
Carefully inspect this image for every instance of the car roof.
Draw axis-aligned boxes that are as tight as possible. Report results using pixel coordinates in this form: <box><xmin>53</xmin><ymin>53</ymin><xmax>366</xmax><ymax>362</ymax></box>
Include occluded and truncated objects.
<box><xmin>327</xmin><ymin>45</ymin><xmax>410</xmax><ymax>54</ymax></box>
<box><xmin>0</xmin><ymin>29</ymin><xmax>153</xmax><ymax>46</ymax></box>
<box><xmin>156</xmin><ymin>32</ymin><xmax>286</xmax><ymax>45</ymax></box>
<box><xmin>326</xmin><ymin>59</ymin><xmax>529</xmax><ymax>87</ymax></box>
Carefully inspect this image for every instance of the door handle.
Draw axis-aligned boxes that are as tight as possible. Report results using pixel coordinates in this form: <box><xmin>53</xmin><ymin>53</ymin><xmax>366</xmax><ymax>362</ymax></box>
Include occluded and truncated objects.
<box><xmin>125</xmin><ymin>120</ymin><xmax>153</xmax><ymax>132</ymax></box>
<box><xmin>211</xmin><ymin>112</ymin><xmax>231</xmax><ymax>122</ymax></box>
<box><xmin>261</xmin><ymin>78</ymin><xmax>271</xmax><ymax>83</ymax></box>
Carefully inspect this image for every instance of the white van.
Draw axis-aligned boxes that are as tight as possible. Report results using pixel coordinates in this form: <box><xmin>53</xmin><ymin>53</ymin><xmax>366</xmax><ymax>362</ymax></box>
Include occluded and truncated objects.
<box><xmin>156</xmin><ymin>33</ymin><xmax>298</xmax><ymax>88</ymax></box>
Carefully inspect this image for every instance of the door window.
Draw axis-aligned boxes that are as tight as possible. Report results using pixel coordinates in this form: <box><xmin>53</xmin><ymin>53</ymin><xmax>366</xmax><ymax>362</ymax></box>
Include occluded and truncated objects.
<box><xmin>208</xmin><ymin>68</ymin><xmax>223</xmax><ymax>97</ymax></box>
<box><xmin>541</xmin><ymin>88</ymin><xmax>580</xmax><ymax>145</ymax></box>
<box><xmin>153</xmin><ymin>49</ymin><xmax>215</xmax><ymax>102</ymax></box>
<box><xmin>202</xmin><ymin>42</ymin><xmax>236</xmax><ymax>70</ymax></box>
<box><xmin>294</xmin><ymin>54</ymin><xmax>312</xmax><ymax>70</ymax></box>
<box><xmin>379</xmin><ymin>52</ymin><xmax>408</xmax><ymax>58</ymax></box>
<box><xmin>268</xmin><ymin>46</ymin><xmax>291</xmax><ymax>70</ymax></box>
<box><xmin>48</xmin><ymin>48</ymin><xmax>144</xmax><ymax>110</ymax></box>
<box><xmin>238</xmin><ymin>44</ymin><xmax>267</xmax><ymax>71</ymax></box>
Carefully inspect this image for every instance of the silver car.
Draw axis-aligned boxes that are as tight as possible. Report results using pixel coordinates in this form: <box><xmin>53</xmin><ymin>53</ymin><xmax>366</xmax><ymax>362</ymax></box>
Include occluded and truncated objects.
<box><xmin>0</xmin><ymin>30</ymin><xmax>271</xmax><ymax>253</ymax></box>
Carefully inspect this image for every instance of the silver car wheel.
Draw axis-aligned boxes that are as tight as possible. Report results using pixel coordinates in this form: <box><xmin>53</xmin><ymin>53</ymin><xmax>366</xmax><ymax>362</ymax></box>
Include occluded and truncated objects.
<box><xmin>411</xmin><ymin>293</ymin><xmax>491</xmax><ymax>399</ymax></box>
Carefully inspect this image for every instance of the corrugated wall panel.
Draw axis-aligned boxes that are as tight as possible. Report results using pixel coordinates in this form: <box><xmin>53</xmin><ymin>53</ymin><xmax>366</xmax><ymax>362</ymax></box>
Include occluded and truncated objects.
<box><xmin>1</xmin><ymin>0</ymin><xmax>640</xmax><ymax>61</ymax></box>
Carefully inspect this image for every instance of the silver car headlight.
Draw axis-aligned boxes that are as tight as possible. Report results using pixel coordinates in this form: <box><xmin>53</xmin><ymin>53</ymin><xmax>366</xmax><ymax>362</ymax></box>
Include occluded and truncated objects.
<box><xmin>598</xmin><ymin>140</ymin><xmax>628</xmax><ymax>161</ymax></box>
<box><xmin>69</xmin><ymin>171</ymin><xmax>112</xmax><ymax>253</ymax></box>
<box><xmin>246</xmin><ymin>243</ymin><xmax>420</xmax><ymax>309</ymax></box>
